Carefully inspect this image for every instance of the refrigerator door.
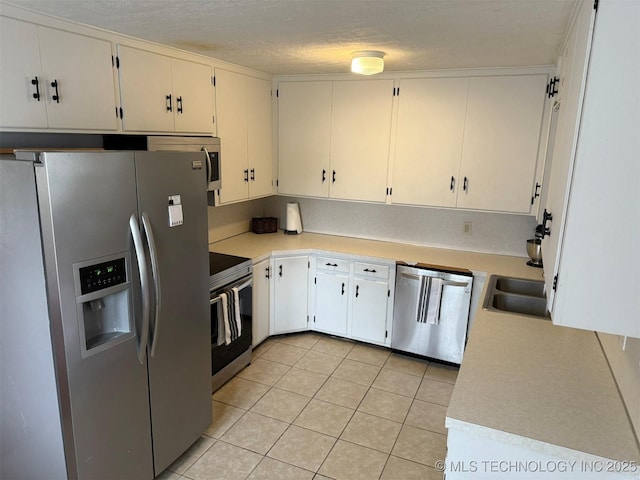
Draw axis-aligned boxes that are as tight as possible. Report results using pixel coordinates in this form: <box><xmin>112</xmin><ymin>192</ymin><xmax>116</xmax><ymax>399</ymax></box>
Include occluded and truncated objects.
<box><xmin>34</xmin><ymin>152</ymin><xmax>153</xmax><ymax>479</ymax></box>
<box><xmin>134</xmin><ymin>151</ymin><xmax>211</xmax><ymax>474</ymax></box>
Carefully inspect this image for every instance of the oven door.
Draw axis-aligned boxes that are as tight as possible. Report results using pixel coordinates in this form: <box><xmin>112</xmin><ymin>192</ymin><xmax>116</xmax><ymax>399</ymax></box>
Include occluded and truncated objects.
<box><xmin>210</xmin><ymin>274</ymin><xmax>252</xmax><ymax>375</ymax></box>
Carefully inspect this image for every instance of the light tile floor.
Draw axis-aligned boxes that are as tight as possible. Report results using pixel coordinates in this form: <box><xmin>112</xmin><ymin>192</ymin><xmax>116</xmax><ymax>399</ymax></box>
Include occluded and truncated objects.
<box><xmin>159</xmin><ymin>332</ymin><xmax>458</xmax><ymax>480</ymax></box>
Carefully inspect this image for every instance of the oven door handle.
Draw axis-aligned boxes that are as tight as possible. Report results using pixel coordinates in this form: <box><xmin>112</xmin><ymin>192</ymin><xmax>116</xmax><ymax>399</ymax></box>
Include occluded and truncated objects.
<box><xmin>210</xmin><ymin>295</ymin><xmax>223</xmax><ymax>305</ymax></box>
<box><xmin>210</xmin><ymin>276</ymin><xmax>253</xmax><ymax>301</ymax></box>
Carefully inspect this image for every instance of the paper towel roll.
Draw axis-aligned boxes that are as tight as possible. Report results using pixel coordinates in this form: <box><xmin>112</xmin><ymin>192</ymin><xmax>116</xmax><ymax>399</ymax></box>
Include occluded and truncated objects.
<box><xmin>285</xmin><ymin>202</ymin><xmax>302</xmax><ymax>234</ymax></box>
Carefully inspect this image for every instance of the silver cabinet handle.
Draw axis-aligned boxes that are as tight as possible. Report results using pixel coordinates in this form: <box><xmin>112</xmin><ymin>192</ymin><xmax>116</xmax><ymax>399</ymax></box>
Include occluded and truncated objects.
<box><xmin>129</xmin><ymin>214</ymin><xmax>150</xmax><ymax>364</ymax></box>
<box><xmin>142</xmin><ymin>212</ymin><xmax>161</xmax><ymax>357</ymax></box>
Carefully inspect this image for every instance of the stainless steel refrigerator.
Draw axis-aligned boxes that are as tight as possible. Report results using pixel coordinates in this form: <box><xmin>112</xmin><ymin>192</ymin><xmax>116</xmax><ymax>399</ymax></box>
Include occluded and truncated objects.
<box><xmin>0</xmin><ymin>150</ymin><xmax>211</xmax><ymax>479</ymax></box>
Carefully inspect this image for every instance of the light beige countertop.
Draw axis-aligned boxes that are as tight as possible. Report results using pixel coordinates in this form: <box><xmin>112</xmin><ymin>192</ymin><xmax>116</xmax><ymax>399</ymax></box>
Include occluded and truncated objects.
<box><xmin>210</xmin><ymin>231</ymin><xmax>542</xmax><ymax>280</ymax></box>
<box><xmin>210</xmin><ymin>231</ymin><xmax>639</xmax><ymax>467</ymax></box>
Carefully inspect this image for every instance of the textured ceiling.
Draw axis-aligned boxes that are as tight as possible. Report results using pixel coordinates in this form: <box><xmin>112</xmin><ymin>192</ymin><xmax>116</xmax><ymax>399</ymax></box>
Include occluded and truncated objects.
<box><xmin>4</xmin><ymin>0</ymin><xmax>579</xmax><ymax>75</ymax></box>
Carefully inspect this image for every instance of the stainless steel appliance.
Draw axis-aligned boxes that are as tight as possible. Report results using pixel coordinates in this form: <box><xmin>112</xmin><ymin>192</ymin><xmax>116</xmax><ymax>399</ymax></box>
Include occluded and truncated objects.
<box><xmin>209</xmin><ymin>252</ymin><xmax>253</xmax><ymax>392</ymax></box>
<box><xmin>0</xmin><ymin>150</ymin><xmax>211</xmax><ymax>479</ymax></box>
<box><xmin>104</xmin><ymin>135</ymin><xmax>221</xmax><ymax>202</ymax></box>
<box><xmin>392</xmin><ymin>263</ymin><xmax>473</xmax><ymax>364</ymax></box>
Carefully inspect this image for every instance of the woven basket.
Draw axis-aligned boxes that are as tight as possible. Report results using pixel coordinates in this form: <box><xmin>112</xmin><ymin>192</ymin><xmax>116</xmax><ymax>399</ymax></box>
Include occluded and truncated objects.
<box><xmin>251</xmin><ymin>217</ymin><xmax>277</xmax><ymax>234</ymax></box>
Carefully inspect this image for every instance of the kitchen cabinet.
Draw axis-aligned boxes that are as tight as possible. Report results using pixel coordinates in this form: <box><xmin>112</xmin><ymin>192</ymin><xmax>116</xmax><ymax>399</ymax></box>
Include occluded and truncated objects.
<box><xmin>215</xmin><ymin>68</ymin><xmax>273</xmax><ymax>205</ymax></box>
<box><xmin>272</xmin><ymin>255</ymin><xmax>309</xmax><ymax>334</ymax></box>
<box><xmin>277</xmin><ymin>81</ymin><xmax>332</xmax><ymax>197</ymax></box>
<box><xmin>329</xmin><ymin>80</ymin><xmax>394</xmax><ymax>203</ymax></box>
<box><xmin>312</xmin><ymin>257</ymin><xmax>350</xmax><ymax>336</ymax></box>
<box><xmin>252</xmin><ymin>258</ymin><xmax>271</xmax><ymax>346</ymax></box>
<box><xmin>0</xmin><ymin>16</ymin><xmax>117</xmax><ymax>131</ymax></box>
<box><xmin>545</xmin><ymin>0</ymin><xmax>640</xmax><ymax>338</ymax></box>
<box><xmin>276</xmin><ymin>79</ymin><xmax>393</xmax><ymax>203</ymax></box>
<box><xmin>391</xmin><ymin>77</ymin><xmax>469</xmax><ymax>207</ymax></box>
<box><xmin>456</xmin><ymin>75</ymin><xmax>547</xmax><ymax>213</ymax></box>
<box><xmin>350</xmin><ymin>262</ymin><xmax>393</xmax><ymax>346</ymax></box>
<box><xmin>117</xmin><ymin>45</ymin><xmax>214</xmax><ymax>133</ymax></box>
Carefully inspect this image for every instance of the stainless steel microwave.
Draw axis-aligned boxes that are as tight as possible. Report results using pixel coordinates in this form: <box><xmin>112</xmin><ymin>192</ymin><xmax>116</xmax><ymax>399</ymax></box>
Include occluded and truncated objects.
<box><xmin>103</xmin><ymin>135</ymin><xmax>221</xmax><ymax>192</ymax></box>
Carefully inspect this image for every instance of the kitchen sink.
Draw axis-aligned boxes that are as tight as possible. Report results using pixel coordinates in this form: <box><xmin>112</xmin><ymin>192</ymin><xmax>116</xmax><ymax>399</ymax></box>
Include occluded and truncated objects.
<box><xmin>483</xmin><ymin>275</ymin><xmax>550</xmax><ymax>319</ymax></box>
<box><xmin>495</xmin><ymin>277</ymin><xmax>545</xmax><ymax>298</ymax></box>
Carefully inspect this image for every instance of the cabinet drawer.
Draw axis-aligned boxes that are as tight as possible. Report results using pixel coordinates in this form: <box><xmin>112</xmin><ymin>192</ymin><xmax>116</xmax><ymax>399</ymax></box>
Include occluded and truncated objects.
<box><xmin>316</xmin><ymin>256</ymin><xmax>350</xmax><ymax>273</ymax></box>
<box><xmin>353</xmin><ymin>262</ymin><xmax>389</xmax><ymax>279</ymax></box>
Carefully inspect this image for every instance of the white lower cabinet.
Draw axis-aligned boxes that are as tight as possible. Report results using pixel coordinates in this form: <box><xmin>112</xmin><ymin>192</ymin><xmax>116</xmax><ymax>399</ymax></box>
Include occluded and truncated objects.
<box><xmin>272</xmin><ymin>255</ymin><xmax>309</xmax><ymax>334</ymax></box>
<box><xmin>313</xmin><ymin>258</ymin><xmax>349</xmax><ymax>336</ymax></box>
<box><xmin>350</xmin><ymin>275</ymin><xmax>391</xmax><ymax>346</ymax></box>
<box><xmin>252</xmin><ymin>258</ymin><xmax>271</xmax><ymax>346</ymax></box>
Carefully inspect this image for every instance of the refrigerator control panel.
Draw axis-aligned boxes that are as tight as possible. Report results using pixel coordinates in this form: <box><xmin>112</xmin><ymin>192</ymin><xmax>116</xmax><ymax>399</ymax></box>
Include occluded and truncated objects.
<box><xmin>79</xmin><ymin>257</ymin><xmax>126</xmax><ymax>295</ymax></box>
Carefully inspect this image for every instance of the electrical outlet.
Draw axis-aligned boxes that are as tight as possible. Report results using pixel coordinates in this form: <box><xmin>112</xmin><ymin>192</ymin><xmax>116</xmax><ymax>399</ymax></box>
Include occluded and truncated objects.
<box><xmin>463</xmin><ymin>221</ymin><xmax>472</xmax><ymax>235</ymax></box>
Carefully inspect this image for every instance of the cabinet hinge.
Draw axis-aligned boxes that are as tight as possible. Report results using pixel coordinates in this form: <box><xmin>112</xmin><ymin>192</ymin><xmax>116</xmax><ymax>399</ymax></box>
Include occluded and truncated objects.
<box><xmin>546</xmin><ymin>77</ymin><xmax>559</xmax><ymax>98</ymax></box>
<box><xmin>212</xmin><ymin>76</ymin><xmax>216</xmax><ymax>87</ymax></box>
<box><xmin>552</xmin><ymin>275</ymin><xmax>558</xmax><ymax>291</ymax></box>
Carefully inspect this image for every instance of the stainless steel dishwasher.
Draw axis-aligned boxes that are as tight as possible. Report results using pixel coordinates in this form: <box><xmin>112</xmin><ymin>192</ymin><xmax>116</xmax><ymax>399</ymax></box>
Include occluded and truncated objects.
<box><xmin>391</xmin><ymin>263</ymin><xmax>473</xmax><ymax>364</ymax></box>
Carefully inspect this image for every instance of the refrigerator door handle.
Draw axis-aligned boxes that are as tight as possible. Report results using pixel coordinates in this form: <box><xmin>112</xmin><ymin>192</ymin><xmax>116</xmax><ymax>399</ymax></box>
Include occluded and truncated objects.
<box><xmin>142</xmin><ymin>212</ymin><xmax>162</xmax><ymax>358</ymax></box>
<box><xmin>129</xmin><ymin>214</ymin><xmax>150</xmax><ymax>364</ymax></box>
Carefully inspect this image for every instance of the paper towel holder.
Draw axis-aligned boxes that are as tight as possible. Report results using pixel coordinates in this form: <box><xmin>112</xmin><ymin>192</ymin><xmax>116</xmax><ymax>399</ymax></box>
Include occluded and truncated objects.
<box><xmin>284</xmin><ymin>202</ymin><xmax>303</xmax><ymax>235</ymax></box>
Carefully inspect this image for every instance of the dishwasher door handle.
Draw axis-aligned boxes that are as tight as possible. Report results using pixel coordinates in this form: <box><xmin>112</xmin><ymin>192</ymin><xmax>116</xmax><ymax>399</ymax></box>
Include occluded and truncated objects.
<box><xmin>400</xmin><ymin>271</ymin><xmax>469</xmax><ymax>288</ymax></box>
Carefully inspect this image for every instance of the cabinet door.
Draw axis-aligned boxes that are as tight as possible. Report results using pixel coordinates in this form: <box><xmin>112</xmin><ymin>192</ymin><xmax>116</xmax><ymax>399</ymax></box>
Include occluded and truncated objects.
<box><xmin>392</xmin><ymin>77</ymin><xmax>468</xmax><ymax>207</ymax></box>
<box><xmin>38</xmin><ymin>26</ymin><xmax>117</xmax><ymax>130</ymax></box>
<box><xmin>314</xmin><ymin>272</ymin><xmax>348</xmax><ymax>336</ymax></box>
<box><xmin>330</xmin><ymin>80</ymin><xmax>394</xmax><ymax>203</ymax></box>
<box><xmin>273</xmin><ymin>256</ymin><xmax>309</xmax><ymax>334</ymax></box>
<box><xmin>215</xmin><ymin>68</ymin><xmax>249</xmax><ymax>204</ymax></box>
<box><xmin>247</xmin><ymin>76</ymin><xmax>273</xmax><ymax>198</ymax></box>
<box><xmin>457</xmin><ymin>75</ymin><xmax>547</xmax><ymax>213</ymax></box>
<box><xmin>277</xmin><ymin>81</ymin><xmax>332</xmax><ymax>197</ymax></box>
<box><xmin>0</xmin><ymin>16</ymin><xmax>48</xmax><ymax>128</ymax></box>
<box><xmin>252</xmin><ymin>258</ymin><xmax>271</xmax><ymax>346</ymax></box>
<box><xmin>118</xmin><ymin>45</ymin><xmax>174</xmax><ymax>132</ymax></box>
<box><xmin>542</xmin><ymin>0</ymin><xmax>595</xmax><ymax>309</ymax></box>
<box><xmin>172</xmin><ymin>58</ymin><xmax>214</xmax><ymax>134</ymax></box>
<box><xmin>551</xmin><ymin>0</ymin><xmax>639</xmax><ymax>338</ymax></box>
<box><xmin>351</xmin><ymin>278</ymin><xmax>389</xmax><ymax>345</ymax></box>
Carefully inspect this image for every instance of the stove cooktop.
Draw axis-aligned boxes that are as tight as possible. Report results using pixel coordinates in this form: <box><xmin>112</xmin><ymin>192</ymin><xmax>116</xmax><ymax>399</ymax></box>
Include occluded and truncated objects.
<box><xmin>209</xmin><ymin>252</ymin><xmax>252</xmax><ymax>289</ymax></box>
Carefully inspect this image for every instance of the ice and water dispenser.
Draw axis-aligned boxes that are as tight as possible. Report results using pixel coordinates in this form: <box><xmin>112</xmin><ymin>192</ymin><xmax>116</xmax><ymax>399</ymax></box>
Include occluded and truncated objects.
<box><xmin>73</xmin><ymin>254</ymin><xmax>134</xmax><ymax>357</ymax></box>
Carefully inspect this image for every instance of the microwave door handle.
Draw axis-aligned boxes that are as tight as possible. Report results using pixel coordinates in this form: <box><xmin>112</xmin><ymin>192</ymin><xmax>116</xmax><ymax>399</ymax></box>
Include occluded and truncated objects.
<box><xmin>142</xmin><ymin>212</ymin><xmax>162</xmax><ymax>358</ymax></box>
<box><xmin>129</xmin><ymin>214</ymin><xmax>150</xmax><ymax>365</ymax></box>
<box><xmin>202</xmin><ymin>147</ymin><xmax>212</xmax><ymax>184</ymax></box>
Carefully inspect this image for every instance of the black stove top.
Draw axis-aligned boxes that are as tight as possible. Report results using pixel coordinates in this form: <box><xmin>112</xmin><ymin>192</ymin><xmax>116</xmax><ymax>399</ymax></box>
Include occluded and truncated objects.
<box><xmin>209</xmin><ymin>252</ymin><xmax>252</xmax><ymax>289</ymax></box>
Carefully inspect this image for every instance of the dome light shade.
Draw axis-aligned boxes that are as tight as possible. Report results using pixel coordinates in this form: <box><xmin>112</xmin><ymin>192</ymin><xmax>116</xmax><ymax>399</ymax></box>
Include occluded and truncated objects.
<box><xmin>351</xmin><ymin>50</ymin><xmax>385</xmax><ymax>75</ymax></box>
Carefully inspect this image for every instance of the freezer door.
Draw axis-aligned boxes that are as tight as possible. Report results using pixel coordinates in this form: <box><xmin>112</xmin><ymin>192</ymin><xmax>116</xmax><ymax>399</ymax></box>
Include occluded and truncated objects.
<box><xmin>134</xmin><ymin>151</ymin><xmax>211</xmax><ymax>474</ymax></box>
<box><xmin>34</xmin><ymin>152</ymin><xmax>153</xmax><ymax>479</ymax></box>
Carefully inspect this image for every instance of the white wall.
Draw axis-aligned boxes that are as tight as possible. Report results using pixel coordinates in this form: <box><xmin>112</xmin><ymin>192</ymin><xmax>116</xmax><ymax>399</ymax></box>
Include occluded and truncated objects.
<box><xmin>264</xmin><ymin>196</ymin><xmax>537</xmax><ymax>257</ymax></box>
<box><xmin>207</xmin><ymin>198</ymin><xmax>269</xmax><ymax>243</ymax></box>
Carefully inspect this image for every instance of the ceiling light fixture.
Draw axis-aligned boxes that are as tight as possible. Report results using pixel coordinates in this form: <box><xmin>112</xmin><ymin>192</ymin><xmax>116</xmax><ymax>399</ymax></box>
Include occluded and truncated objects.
<box><xmin>351</xmin><ymin>50</ymin><xmax>385</xmax><ymax>75</ymax></box>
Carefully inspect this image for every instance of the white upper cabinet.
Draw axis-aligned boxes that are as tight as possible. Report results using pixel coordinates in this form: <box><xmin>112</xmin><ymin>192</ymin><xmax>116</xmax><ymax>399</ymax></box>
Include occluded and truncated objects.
<box><xmin>0</xmin><ymin>16</ymin><xmax>117</xmax><ymax>131</ymax></box>
<box><xmin>392</xmin><ymin>77</ymin><xmax>469</xmax><ymax>207</ymax></box>
<box><xmin>276</xmin><ymin>79</ymin><xmax>393</xmax><ymax>203</ymax></box>
<box><xmin>546</xmin><ymin>0</ymin><xmax>639</xmax><ymax>338</ymax></box>
<box><xmin>329</xmin><ymin>80</ymin><xmax>394</xmax><ymax>203</ymax></box>
<box><xmin>215</xmin><ymin>68</ymin><xmax>273</xmax><ymax>205</ymax></box>
<box><xmin>542</xmin><ymin>0</ymin><xmax>595</xmax><ymax>310</ymax></box>
<box><xmin>0</xmin><ymin>16</ymin><xmax>47</xmax><ymax>128</ymax></box>
<box><xmin>456</xmin><ymin>75</ymin><xmax>547</xmax><ymax>213</ymax></box>
<box><xmin>171</xmin><ymin>58</ymin><xmax>215</xmax><ymax>134</ymax></box>
<box><xmin>277</xmin><ymin>81</ymin><xmax>333</xmax><ymax>197</ymax></box>
<box><xmin>117</xmin><ymin>45</ymin><xmax>213</xmax><ymax>134</ymax></box>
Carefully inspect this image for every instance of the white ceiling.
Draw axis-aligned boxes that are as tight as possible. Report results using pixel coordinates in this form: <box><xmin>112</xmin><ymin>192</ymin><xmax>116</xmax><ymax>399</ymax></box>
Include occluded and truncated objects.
<box><xmin>5</xmin><ymin>0</ymin><xmax>579</xmax><ymax>75</ymax></box>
